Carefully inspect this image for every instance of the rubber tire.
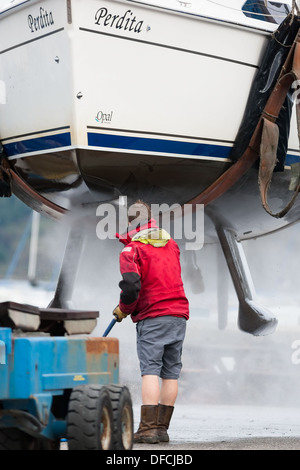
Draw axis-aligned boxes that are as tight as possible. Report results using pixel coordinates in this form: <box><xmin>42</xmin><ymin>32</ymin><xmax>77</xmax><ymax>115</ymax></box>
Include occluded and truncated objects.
<box><xmin>0</xmin><ymin>428</ymin><xmax>29</xmax><ymax>450</ymax></box>
<box><xmin>107</xmin><ymin>385</ymin><xmax>133</xmax><ymax>450</ymax></box>
<box><xmin>67</xmin><ymin>385</ymin><xmax>114</xmax><ymax>450</ymax></box>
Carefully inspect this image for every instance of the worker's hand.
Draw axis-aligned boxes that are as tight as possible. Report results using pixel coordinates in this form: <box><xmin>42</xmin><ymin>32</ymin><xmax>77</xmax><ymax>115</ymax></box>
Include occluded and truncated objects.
<box><xmin>113</xmin><ymin>305</ymin><xmax>128</xmax><ymax>322</ymax></box>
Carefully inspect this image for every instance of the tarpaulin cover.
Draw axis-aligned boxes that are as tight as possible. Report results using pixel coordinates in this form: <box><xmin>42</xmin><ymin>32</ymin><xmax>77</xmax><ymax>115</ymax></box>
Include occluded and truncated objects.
<box><xmin>230</xmin><ymin>14</ymin><xmax>300</xmax><ymax>171</ymax></box>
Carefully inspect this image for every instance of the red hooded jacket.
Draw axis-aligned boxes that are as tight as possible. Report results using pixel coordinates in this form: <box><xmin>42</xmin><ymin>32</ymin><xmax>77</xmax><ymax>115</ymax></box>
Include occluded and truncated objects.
<box><xmin>117</xmin><ymin>219</ymin><xmax>189</xmax><ymax>323</ymax></box>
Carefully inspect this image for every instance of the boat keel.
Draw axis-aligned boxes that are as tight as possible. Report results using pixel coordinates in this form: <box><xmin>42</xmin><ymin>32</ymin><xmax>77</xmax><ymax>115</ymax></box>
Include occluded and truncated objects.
<box><xmin>216</xmin><ymin>224</ymin><xmax>278</xmax><ymax>336</ymax></box>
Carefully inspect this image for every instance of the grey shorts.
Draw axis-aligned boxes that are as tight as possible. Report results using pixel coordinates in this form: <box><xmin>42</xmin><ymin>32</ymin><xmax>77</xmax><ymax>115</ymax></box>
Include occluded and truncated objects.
<box><xmin>136</xmin><ymin>316</ymin><xmax>187</xmax><ymax>379</ymax></box>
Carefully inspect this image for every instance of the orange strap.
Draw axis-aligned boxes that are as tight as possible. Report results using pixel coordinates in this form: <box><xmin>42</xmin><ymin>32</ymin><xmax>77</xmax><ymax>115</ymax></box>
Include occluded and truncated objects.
<box><xmin>258</xmin><ymin>33</ymin><xmax>300</xmax><ymax>218</ymax></box>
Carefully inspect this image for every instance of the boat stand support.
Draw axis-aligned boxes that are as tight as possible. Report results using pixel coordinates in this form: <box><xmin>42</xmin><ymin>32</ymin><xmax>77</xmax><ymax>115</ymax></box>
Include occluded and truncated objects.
<box><xmin>48</xmin><ymin>225</ymin><xmax>85</xmax><ymax>309</ymax></box>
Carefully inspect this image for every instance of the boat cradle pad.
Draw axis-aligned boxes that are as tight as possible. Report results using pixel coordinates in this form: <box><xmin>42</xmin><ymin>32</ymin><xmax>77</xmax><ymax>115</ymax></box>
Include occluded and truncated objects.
<box><xmin>0</xmin><ymin>301</ymin><xmax>99</xmax><ymax>335</ymax></box>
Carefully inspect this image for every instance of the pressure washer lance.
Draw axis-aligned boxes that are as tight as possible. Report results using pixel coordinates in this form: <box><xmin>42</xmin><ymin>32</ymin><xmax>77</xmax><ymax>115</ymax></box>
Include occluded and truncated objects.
<box><xmin>102</xmin><ymin>318</ymin><xmax>117</xmax><ymax>337</ymax></box>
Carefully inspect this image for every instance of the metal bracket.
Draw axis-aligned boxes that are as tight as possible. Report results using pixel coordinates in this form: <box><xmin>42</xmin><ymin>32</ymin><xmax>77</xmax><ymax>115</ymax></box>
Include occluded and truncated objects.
<box><xmin>0</xmin><ymin>328</ymin><xmax>12</xmax><ymax>364</ymax></box>
<box><xmin>0</xmin><ymin>341</ymin><xmax>5</xmax><ymax>364</ymax></box>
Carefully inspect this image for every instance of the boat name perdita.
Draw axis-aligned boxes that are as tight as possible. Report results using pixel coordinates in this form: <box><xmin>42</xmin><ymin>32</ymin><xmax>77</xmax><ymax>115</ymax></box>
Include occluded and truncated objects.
<box><xmin>28</xmin><ymin>7</ymin><xmax>54</xmax><ymax>33</ymax></box>
<box><xmin>95</xmin><ymin>8</ymin><xmax>144</xmax><ymax>33</ymax></box>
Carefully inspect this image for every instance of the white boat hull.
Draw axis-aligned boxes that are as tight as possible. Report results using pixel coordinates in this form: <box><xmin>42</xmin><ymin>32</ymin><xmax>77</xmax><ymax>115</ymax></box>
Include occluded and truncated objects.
<box><xmin>0</xmin><ymin>0</ymin><xmax>299</xmax><ymax>239</ymax></box>
<box><xmin>0</xmin><ymin>0</ymin><xmax>272</xmax><ymax>154</ymax></box>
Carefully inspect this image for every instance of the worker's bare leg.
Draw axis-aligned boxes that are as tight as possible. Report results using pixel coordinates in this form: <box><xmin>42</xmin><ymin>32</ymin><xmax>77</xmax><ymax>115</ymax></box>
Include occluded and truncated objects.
<box><xmin>160</xmin><ymin>378</ymin><xmax>178</xmax><ymax>406</ymax></box>
<box><xmin>141</xmin><ymin>375</ymin><xmax>178</xmax><ymax>405</ymax></box>
<box><xmin>141</xmin><ymin>374</ymin><xmax>160</xmax><ymax>404</ymax></box>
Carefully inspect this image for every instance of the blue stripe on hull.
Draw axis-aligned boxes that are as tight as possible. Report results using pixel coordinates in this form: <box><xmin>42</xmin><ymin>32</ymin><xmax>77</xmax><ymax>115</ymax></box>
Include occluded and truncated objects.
<box><xmin>285</xmin><ymin>154</ymin><xmax>300</xmax><ymax>167</ymax></box>
<box><xmin>87</xmin><ymin>132</ymin><xmax>232</xmax><ymax>159</ymax></box>
<box><xmin>3</xmin><ymin>131</ymin><xmax>300</xmax><ymax>166</ymax></box>
<box><xmin>4</xmin><ymin>132</ymin><xmax>71</xmax><ymax>157</ymax></box>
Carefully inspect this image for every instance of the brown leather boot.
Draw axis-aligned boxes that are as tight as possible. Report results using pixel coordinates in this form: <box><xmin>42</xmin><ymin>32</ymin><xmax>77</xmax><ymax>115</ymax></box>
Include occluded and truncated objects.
<box><xmin>157</xmin><ymin>404</ymin><xmax>174</xmax><ymax>442</ymax></box>
<box><xmin>133</xmin><ymin>405</ymin><xmax>160</xmax><ymax>444</ymax></box>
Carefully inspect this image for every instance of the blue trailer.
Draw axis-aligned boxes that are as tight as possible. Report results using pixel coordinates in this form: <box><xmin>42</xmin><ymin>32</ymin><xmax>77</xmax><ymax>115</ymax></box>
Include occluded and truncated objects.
<box><xmin>0</xmin><ymin>302</ymin><xmax>133</xmax><ymax>450</ymax></box>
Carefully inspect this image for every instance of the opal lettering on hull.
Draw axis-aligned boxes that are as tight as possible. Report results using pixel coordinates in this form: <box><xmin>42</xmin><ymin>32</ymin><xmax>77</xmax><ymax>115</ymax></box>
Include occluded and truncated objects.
<box><xmin>95</xmin><ymin>7</ymin><xmax>144</xmax><ymax>33</ymax></box>
<box><xmin>28</xmin><ymin>7</ymin><xmax>54</xmax><ymax>33</ymax></box>
<box><xmin>95</xmin><ymin>110</ymin><xmax>114</xmax><ymax>124</ymax></box>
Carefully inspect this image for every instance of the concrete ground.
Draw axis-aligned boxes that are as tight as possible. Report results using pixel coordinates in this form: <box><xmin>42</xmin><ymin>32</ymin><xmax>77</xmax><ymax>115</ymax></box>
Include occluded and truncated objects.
<box><xmin>132</xmin><ymin>404</ymin><xmax>300</xmax><ymax>450</ymax></box>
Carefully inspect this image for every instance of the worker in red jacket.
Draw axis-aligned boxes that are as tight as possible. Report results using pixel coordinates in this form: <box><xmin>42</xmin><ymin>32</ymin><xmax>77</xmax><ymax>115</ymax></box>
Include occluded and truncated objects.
<box><xmin>113</xmin><ymin>200</ymin><xmax>189</xmax><ymax>444</ymax></box>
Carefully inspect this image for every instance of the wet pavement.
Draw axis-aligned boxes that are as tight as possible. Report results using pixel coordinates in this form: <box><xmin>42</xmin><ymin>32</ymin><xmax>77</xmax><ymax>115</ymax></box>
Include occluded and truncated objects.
<box><xmin>132</xmin><ymin>404</ymin><xmax>300</xmax><ymax>450</ymax></box>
